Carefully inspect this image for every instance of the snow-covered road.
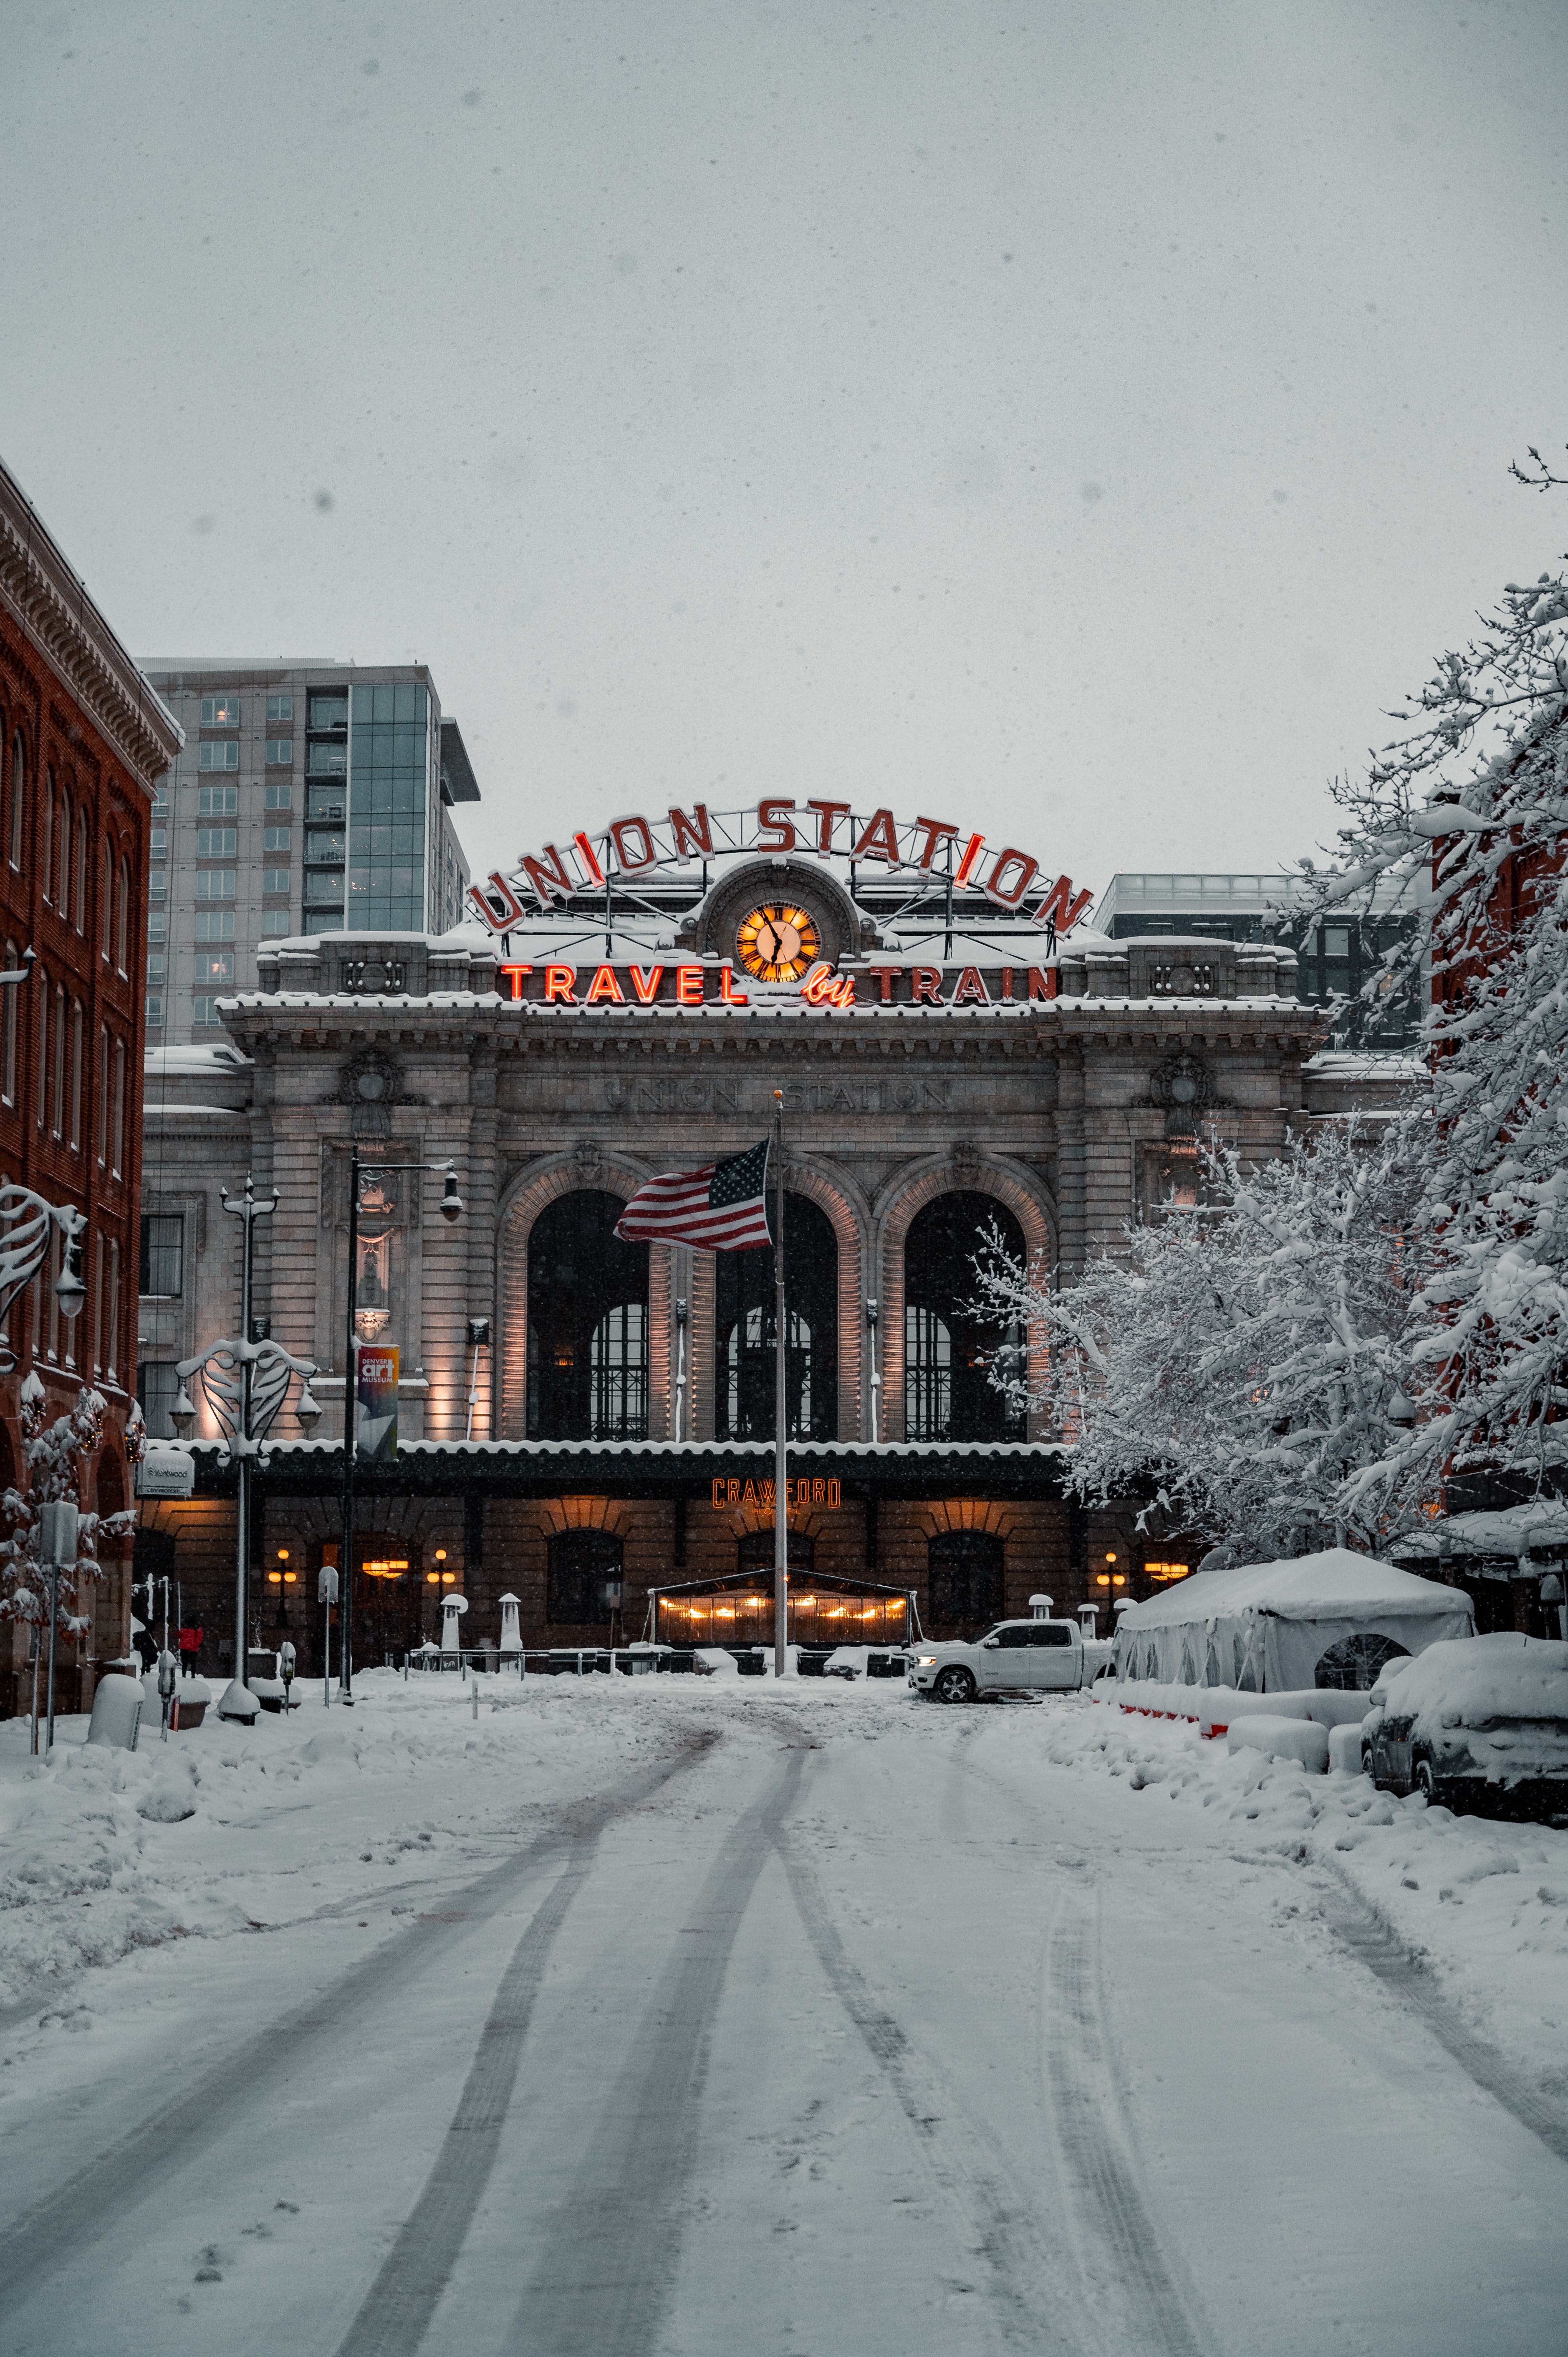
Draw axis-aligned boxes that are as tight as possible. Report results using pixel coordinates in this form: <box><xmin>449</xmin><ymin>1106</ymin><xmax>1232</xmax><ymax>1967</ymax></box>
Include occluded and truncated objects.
<box><xmin>2</xmin><ymin>1675</ymin><xmax>1565</xmax><ymax>2356</ymax></box>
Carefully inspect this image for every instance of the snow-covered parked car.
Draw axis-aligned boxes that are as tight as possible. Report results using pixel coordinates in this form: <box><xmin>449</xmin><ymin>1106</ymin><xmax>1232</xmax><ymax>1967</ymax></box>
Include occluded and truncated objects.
<box><xmin>1361</xmin><ymin>1633</ymin><xmax>1568</xmax><ymax>1823</ymax></box>
<box><xmin>909</xmin><ymin>1617</ymin><xmax>1085</xmax><ymax>1703</ymax></box>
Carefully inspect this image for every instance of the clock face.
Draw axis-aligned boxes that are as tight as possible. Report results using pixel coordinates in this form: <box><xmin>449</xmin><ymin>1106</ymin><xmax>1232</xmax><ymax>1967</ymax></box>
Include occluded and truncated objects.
<box><xmin>736</xmin><ymin>903</ymin><xmax>821</xmax><ymax>982</ymax></box>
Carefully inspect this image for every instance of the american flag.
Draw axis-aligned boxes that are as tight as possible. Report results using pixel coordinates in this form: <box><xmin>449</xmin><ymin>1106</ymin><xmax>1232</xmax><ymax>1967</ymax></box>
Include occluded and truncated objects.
<box><xmin>614</xmin><ymin>1138</ymin><xmax>774</xmax><ymax>1252</ymax></box>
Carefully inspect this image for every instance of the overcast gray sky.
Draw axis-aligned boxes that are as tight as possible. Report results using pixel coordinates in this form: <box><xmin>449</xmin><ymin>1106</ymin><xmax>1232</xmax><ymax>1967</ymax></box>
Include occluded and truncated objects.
<box><xmin>4</xmin><ymin>1</ymin><xmax>1565</xmax><ymax>902</ymax></box>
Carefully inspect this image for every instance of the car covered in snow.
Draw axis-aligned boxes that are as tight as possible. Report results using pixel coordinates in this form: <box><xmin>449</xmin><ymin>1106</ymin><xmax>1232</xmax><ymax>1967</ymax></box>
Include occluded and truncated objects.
<box><xmin>909</xmin><ymin>1617</ymin><xmax>1085</xmax><ymax>1703</ymax></box>
<box><xmin>1361</xmin><ymin>1633</ymin><xmax>1568</xmax><ymax>1823</ymax></box>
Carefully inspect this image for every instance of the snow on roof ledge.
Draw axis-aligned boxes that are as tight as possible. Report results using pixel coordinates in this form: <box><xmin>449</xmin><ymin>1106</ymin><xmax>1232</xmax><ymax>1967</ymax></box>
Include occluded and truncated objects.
<box><xmin>145</xmin><ymin>1042</ymin><xmax>252</xmax><ymax>1074</ymax></box>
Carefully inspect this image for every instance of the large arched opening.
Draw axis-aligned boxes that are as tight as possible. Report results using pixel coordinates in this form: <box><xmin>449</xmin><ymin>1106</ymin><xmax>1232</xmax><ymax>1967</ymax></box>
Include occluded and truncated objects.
<box><xmin>714</xmin><ymin>1191</ymin><xmax>837</xmax><ymax>1441</ymax></box>
<box><xmin>526</xmin><ymin>1191</ymin><xmax>650</xmax><ymax>1440</ymax></box>
<box><xmin>903</xmin><ymin>1191</ymin><xmax>1026</xmax><ymax>1442</ymax></box>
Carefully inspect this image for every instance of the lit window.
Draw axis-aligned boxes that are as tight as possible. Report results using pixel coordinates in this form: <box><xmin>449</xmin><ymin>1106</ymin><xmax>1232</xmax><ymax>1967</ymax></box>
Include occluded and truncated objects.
<box><xmin>200</xmin><ymin>695</ymin><xmax>241</xmax><ymax>727</ymax></box>
<box><xmin>198</xmin><ymin>785</ymin><xmax>239</xmax><ymax>816</ymax></box>
<box><xmin>198</xmin><ymin>742</ymin><xmax>240</xmax><ymax>772</ymax></box>
<box><xmin>266</xmin><ymin>696</ymin><xmax>293</xmax><ymax>724</ymax></box>
<box><xmin>265</xmin><ymin>740</ymin><xmax>294</xmax><ymax>767</ymax></box>
<box><xmin>196</xmin><ymin>953</ymin><xmax>233</xmax><ymax>986</ymax></box>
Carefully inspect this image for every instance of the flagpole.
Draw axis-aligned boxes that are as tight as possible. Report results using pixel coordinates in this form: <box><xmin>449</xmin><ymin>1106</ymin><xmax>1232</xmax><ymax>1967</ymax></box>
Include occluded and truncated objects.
<box><xmin>773</xmin><ymin>1088</ymin><xmax>788</xmax><ymax>1677</ymax></box>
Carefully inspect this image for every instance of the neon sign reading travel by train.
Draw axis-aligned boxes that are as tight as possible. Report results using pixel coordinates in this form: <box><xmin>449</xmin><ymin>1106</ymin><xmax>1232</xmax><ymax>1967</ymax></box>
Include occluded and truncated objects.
<box><xmin>466</xmin><ymin>800</ymin><xmax>1093</xmax><ymax>936</ymax></box>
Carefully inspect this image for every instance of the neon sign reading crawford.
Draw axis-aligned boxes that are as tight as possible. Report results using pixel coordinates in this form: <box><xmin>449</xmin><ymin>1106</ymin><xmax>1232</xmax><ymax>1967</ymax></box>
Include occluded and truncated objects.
<box><xmin>467</xmin><ymin>800</ymin><xmax>1092</xmax><ymax>936</ymax></box>
<box><xmin>711</xmin><ymin>1477</ymin><xmax>842</xmax><ymax>1511</ymax></box>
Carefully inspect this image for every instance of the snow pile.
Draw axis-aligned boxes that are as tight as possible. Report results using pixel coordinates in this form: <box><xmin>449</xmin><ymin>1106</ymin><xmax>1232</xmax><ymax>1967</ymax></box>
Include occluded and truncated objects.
<box><xmin>1227</xmin><ymin>1716</ymin><xmax>1330</xmax><ymax>1772</ymax></box>
<box><xmin>1385</xmin><ymin>1631</ymin><xmax>1568</xmax><ymax>1732</ymax></box>
<box><xmin>1054</xmin><ymin>1691</ymin><xmax>1568</xmax><ymax>2085</ymax></box>
<box><xmin>0</xmin><ymin>1670</ymin><xmax>679</xmax><ymax>2013</ymax></box>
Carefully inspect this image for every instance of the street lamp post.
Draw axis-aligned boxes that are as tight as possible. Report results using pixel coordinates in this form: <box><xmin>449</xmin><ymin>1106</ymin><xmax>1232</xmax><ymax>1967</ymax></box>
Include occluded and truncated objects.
<box><xmin>173</xmin><ymin>1176</ymin><xmax>317</xmax><ymax>1713</ymax></box>
<box><xmin>337</xmin><ymin>1147</ymin><xmax>462</xmax><ymax>1704</ymax></box>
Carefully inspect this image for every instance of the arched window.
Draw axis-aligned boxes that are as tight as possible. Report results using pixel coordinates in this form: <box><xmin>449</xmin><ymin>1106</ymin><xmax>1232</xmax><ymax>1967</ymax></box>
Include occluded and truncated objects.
<box><xmin>100</xmin><ymin>837</ymin><xmax>113</xmax><ymax>959</ymax></box>
<box><xmin>58</xmin><ymin>793</ymin><xmax>71</xmax><ymax>926</ymax></box>
<box><xmin>927</xmin><ymin>1530</ymin><xmax>1005</xmax><ymax>1633</ymax></box>
<box><xmin>41</xmin><ymin>772</ymin><xmax>54</xmax><ymax>902</ymax></box>
<box><xmin>904</xmin><ymin>1191</ymin><xmax>1026</xmax><ymax>1442</ymax></box>
<box><xmin>547</xmin><ymin>1527</ymin><xmax>624</xmax><ymax>1625</ymax></box>
<box><xmin>715</xmin><ymin>1191</ymin><xmax>836</xmax><ymax>1441</ymax></box>
<box><xmin>2</xmin><ymin>939</ymin><xmax>16</xmax><ymax>1104</ymax></box>
<box><xmin>116</xmin><ymin>856</ymin><xmax>130</xmax><ymax>974</ymax></box>
<box><xmin>8</xmin><ymin>734</ymin><xmax>25</xmax><ymax>869</ymax></box>
<box><xmin>74</xmin><ymin>806</ymin><xmax>87</xmax><ymax>933</ymax></box>
<box><xmin>526</xmin><ymin>1191</ymin><xmax>649</xmax><ymax>1439</ymax></box>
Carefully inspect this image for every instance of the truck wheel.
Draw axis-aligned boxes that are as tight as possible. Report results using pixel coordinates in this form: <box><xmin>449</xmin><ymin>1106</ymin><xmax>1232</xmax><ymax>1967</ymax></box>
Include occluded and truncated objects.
<box><xmin>1414</xmin><ymin>1758</ymin><xmax>1437</xmax><ymax>1804</ymax></box>
<box><xmin>934</xmin><ymin>1666</ymin><xmax>976</xmax><ymax>1705</ymax></box>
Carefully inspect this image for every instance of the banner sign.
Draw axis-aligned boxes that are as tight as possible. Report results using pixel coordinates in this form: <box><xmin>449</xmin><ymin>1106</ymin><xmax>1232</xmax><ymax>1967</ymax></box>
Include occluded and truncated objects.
<box><xmin>468</xmin><ymin>800</ymin><xmax>1092</xmax><ymax>938</ymax></box>
<box><xmin>356</xmin><ymin>1345</ymin><xmax>399</xmax><ymax>1462</ymax></box>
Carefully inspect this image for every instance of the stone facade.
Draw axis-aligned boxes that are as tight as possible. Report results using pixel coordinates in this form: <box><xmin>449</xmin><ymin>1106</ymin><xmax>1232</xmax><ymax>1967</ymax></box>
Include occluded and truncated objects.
<box><xmin>134</xmin><ymin>858</ymin><xmax>1400</xmax><ymax>1680</ymax></box>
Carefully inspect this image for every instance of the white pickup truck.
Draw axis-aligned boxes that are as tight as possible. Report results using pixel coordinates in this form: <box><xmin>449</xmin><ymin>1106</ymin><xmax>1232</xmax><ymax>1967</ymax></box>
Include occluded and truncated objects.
<box><xmin>908</xmin><ymin>1617</ymin><xmax>1086</xmax><ymax>1703</ymax></box>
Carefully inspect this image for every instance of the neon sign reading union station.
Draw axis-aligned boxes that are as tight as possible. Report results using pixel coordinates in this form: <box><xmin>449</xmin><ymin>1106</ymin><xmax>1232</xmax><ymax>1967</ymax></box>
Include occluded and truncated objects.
<box><xmin>138</xmin><ymin>799</ymin><xmax>1374</xmax><ymax>1678</ymax></box>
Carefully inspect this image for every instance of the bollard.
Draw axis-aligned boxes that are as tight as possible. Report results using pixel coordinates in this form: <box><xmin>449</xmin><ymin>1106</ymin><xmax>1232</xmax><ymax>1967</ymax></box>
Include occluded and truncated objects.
<box><xmin>470</xmin><ymin>1679</ymin><xmax>479</xmax><ymax>1722</ymax></box>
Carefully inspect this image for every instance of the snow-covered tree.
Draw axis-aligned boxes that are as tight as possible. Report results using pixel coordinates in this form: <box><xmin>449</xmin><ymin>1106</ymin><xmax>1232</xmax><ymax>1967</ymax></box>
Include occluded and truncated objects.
<box><xmin>0</xmin><ymin>1379</ymin><xmax>134</xmax><ymax>1635</ymax></box>
<box><xmin>1303</xmin><ymin>447</ymin><xmax>1568</xmax><ymax>1515</ymax></box>
<box><xmin>974</xmin><ymin>1118</ymin><xmax>1428</xmax><ymax>1557</ymax></box>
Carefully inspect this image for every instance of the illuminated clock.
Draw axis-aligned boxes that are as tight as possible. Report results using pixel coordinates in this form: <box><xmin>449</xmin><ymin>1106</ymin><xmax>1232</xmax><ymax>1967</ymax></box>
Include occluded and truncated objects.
<box><xmin>736</xmin><ymin>903</ymin><xmax>821</xmax><ymax>983</ymax></box>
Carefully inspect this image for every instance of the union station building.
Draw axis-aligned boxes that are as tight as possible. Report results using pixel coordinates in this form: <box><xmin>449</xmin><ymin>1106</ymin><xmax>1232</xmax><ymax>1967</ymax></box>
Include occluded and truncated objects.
<box><xmin>134</xmin><ymin>802</ymin><xmax>1392</xmax><ymax>1677</ymax></box>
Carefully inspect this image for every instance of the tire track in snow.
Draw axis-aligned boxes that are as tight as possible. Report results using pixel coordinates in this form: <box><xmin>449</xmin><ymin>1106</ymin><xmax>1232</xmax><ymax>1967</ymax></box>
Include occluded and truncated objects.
<box><xmin>332</xmin><ymin>1836</ymin><xmax>602</xmax><ymax>2357</ymax></box>
<box><xmin>506</xmin><ymin>1743</ymin><xmax>808</xmax><ymax>2357</ymax></box>
<box><xmin>775</xmin><ymin>1821</ymin><xmax>1084</xmax><ymax>2356</ymax></box>
<box><xmin>0</xmin><ymin>1735</ymin><xmax>715</xmax><ymax>2307</ymax></box>
<box><xmin>1319</xmin><ymin>1873</ymin><xmax>1568</xmax><ymax>2164</ymax></box>
<box><xmin>1044</xmin><ymin>1892</ymin><xmax>1210</xmax><ymax>2357</ymax></box>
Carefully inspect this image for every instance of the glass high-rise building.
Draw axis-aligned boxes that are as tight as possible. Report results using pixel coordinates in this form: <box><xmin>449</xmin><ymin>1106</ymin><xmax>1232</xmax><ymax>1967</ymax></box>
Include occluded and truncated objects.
<box><xmin>1093</xmin><ymin>871</ymin><xmax>1425</xmax><ymax>1050</ymax></box>
<box><xmin>136</xmin><ymin>662</ymin><xmax>478</xmax><ymax>1046</ymax></box>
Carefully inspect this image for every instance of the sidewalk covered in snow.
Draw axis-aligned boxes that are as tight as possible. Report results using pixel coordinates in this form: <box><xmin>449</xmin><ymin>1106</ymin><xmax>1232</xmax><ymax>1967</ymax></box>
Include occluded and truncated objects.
<box><xmin>1112</xmin><ymin>1547</ymin><xmax>1474</xmax><ymax>1693</ymax></box>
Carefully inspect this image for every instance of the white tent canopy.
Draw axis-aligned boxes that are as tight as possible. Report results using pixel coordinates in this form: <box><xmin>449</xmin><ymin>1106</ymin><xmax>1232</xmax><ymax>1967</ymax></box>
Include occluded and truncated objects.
<box><xmin>1113</xmin><ymin>1548</ymin><xmax>1474</xmax><ymax>1694</ymax></box>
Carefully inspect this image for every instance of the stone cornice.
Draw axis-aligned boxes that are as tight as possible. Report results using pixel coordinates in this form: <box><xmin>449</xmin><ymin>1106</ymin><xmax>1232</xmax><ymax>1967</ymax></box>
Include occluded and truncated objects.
<box><xmin>0</xmin><ymin>462</ymin><xmax>183</xmax><ymax>791</ymax></box>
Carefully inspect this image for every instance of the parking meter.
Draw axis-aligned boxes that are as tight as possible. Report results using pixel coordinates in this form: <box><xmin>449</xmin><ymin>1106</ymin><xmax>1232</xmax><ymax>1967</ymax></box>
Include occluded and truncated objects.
<box><xmin>157</xmin><ymin>1647</ymin><xmax>178</xmax><ymax>1740</ymax></box>
<box><xmin>318</xmin><ymin>1566</ymin><xmax>338</xmax><ymax>1703</ymax></box>
<box><xmin>279</xmin><ymin>1639</ymin><xmax>296</xmax><ymax>1710</ymax></box>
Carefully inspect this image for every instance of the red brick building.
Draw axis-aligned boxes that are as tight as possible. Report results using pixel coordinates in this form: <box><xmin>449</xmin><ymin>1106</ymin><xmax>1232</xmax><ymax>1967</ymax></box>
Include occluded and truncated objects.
<box><xmin>0</xmin><ymin>458</ymin><xmax>181</xmax><ymax>1715</ymax></box>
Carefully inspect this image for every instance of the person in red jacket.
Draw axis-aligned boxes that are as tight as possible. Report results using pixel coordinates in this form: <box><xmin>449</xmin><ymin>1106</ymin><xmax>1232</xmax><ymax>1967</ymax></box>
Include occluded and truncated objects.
<box><xmin>178</xmin><ymin>1626</ymin><xmax>203</xmax><ymax>1675</ymax></box>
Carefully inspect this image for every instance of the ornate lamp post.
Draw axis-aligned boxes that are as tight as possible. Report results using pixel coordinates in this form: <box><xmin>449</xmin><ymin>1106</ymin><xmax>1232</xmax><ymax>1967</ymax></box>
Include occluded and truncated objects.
<box><xmin>0</xmin><ymin>1185</ymin><xmax>87</xmax><ymax>1366</ymax></box>
<box><xmin>337</xmin><ymin>1147</ymin><xmax>462</xmax><ymax>1704</ymax></box>
<box><xmin>171</xmin><ymin>1177</ymin><xmax>317</xmax><ymax>1714</ymax></box>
